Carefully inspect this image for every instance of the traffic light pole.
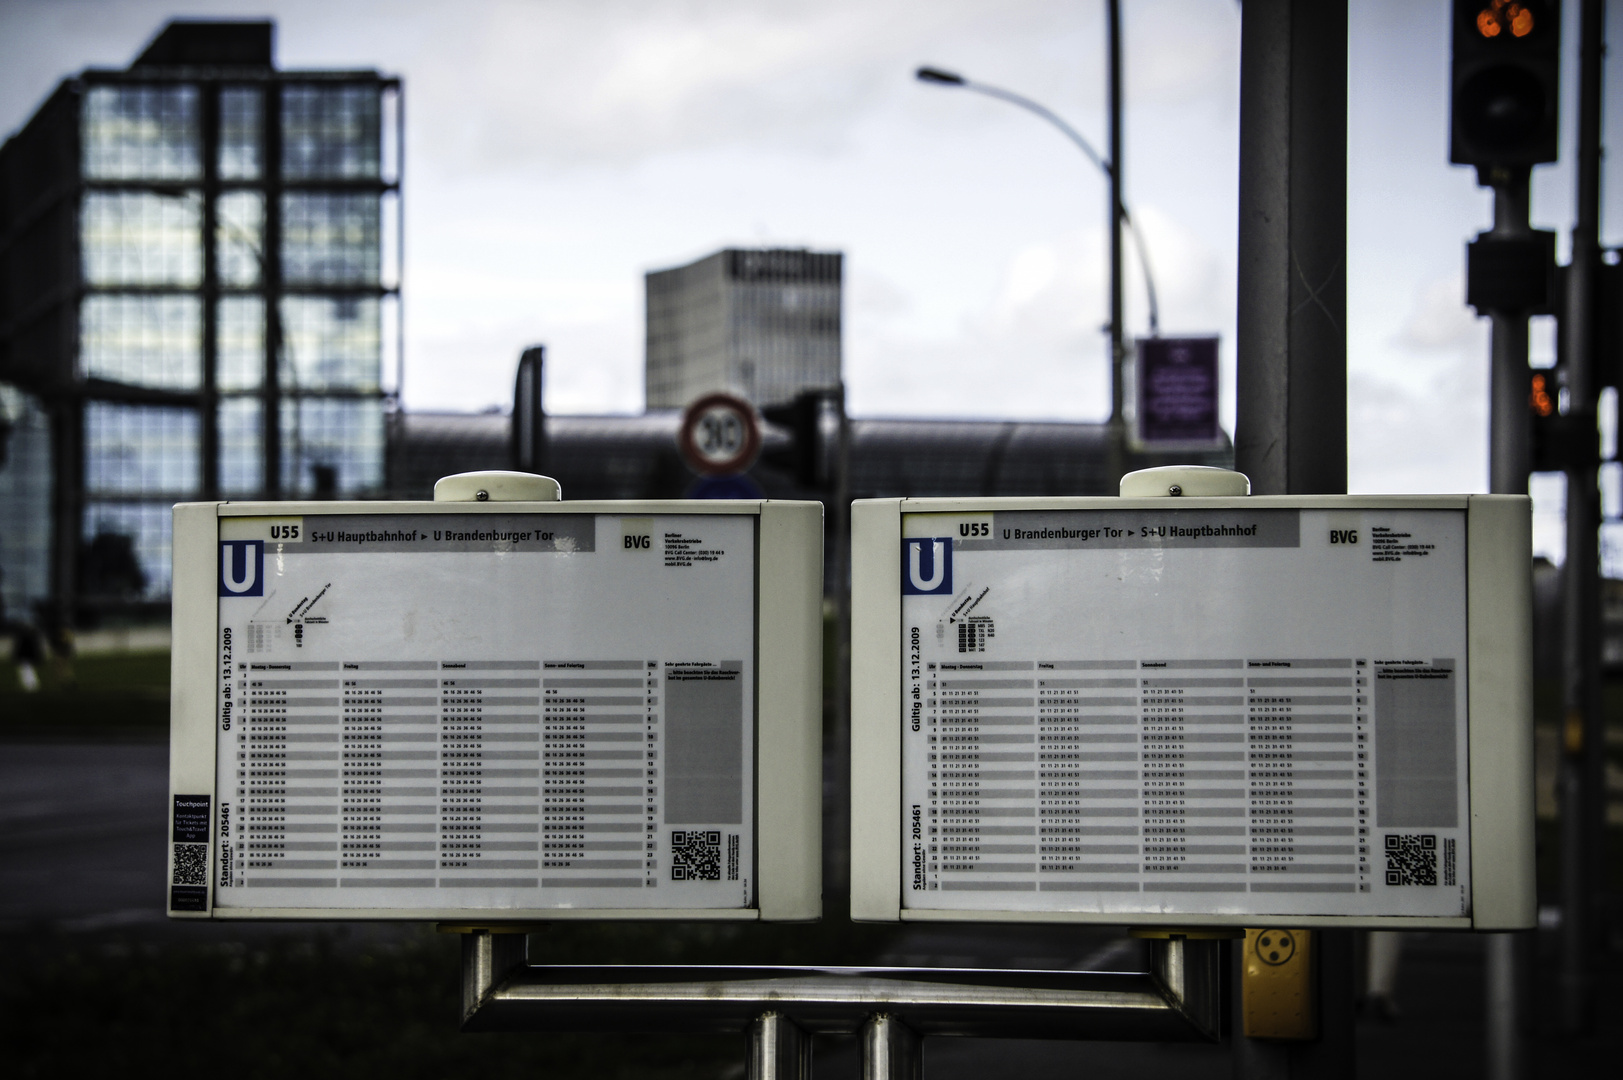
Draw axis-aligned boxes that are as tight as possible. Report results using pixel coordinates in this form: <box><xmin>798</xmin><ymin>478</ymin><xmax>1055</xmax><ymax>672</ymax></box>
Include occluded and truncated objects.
<box><xmin>1233</xmin><ymin>3</ymin><xmax>1351</xmax><ymax>1075</ymax></box>
<box><xmin>1556</xmin><ymin>0</ymin><xmax>1606</xmax><ymax>1037</ymax></box>
<box><xmin>1487</xmin><ymin>175</ymin><xmax>1533</xmax><ymax>495</ymax></box>
<box><xmin>1482</xmin><ymin>169</ymin><xmax>1534</xmax><ymax>1080</ymax></box>
<box><xmin>1106</xmin><ymin>0</ymin><xmax>1127</xmax><ymax>487</ymax></box>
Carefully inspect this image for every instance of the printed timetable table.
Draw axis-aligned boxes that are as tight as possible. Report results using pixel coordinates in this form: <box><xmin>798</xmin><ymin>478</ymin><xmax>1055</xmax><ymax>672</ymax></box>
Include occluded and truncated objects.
<box><xmin>231</xmin><ymin>659</ymin><xmax>674</xmax><ymax>890</ymax></box>
<box><xmin>919</xmin><ymin>657</ymin><xmax>1374</xmax><ymax>897</ymax></box>
<box><xmin>213</xmin><ymin>510</ymin><xmax>756</xmax><ymax>912</ymax></box>
<box><xmin>899</xmin><ymin>506</ymin><xmax>1472</xmax><ymax>919</ymax></box>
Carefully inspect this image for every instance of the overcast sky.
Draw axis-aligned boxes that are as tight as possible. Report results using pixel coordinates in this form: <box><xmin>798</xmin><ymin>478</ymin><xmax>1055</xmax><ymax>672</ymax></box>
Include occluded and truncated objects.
<box><xmin>1</xmin><ymin>0</ymin><xmax>1619</xmax><ymax>526</ymax></box>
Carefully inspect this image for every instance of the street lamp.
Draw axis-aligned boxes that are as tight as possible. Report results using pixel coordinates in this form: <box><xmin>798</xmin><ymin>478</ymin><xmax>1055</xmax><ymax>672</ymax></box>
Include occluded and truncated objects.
<box><xmin>915</xmin><ymin>57</ymin><xmax>1159</xmax><ymax>423</ymax></box>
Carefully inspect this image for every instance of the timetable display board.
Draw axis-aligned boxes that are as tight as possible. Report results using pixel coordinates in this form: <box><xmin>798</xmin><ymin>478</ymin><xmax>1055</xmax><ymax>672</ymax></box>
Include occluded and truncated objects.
<box><xmin>850</xmin><ymin>496</ymin><xmax>1536</xmax><ymax>930</ymax></box>
<box><xmin>168</xmin><ymin>500</ymin><xmax>823</xmax><ymax>921</ymax></box>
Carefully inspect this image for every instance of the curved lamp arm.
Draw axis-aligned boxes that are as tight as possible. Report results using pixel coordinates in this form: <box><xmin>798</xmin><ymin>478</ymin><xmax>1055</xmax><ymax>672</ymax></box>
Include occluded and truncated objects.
<box><xmin>916</xmin><ymin>66</ymin><xmax>1161</xmax><ymax>336</ymax></box>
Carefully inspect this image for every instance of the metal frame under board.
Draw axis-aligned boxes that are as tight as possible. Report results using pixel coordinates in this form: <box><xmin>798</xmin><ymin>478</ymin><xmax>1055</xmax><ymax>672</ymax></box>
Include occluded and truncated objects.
<box><xmin>459</xmin><ymin>931</ymin><xmax>1224</xmax><ymax>1079</ymax></box>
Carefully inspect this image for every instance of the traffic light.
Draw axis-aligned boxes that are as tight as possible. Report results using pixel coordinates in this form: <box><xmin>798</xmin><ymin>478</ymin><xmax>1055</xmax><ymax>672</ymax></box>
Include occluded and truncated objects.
<box><xmin>1529</xmin><ymin>370</ymin><xmax>1598</xmax><ymax>472</ymax></box>
<box><xmin>1450</xmin><ymin>0</ymin><xmax>1561</xmax><ymax>174</ymax></box>
<box><xmin>762</xmin><ymin>389</ymin><xmax>841</xmax><ymax>490</ymax></box>
<box><xmin>1467</xmin><ymin>229</ymin><xmax>1556</xmax><ymax>315</ymax></box>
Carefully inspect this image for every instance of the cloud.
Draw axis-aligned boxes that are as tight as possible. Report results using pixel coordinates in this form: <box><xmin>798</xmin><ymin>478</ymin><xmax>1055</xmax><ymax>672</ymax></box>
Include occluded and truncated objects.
<box><xmin>404</xmin><ymin>0</ymin><xmax>1069</xmax><ymax>175</ymax></box>
<box><xmin>1393</xmin><ymin>275</ymin><xmax>1479</xmax><ymax>352</ymax></box>
<box><xmin>1126</xmin><ymin>0</ymin><xmax>1240</xmax><ymax>105</ymax></box>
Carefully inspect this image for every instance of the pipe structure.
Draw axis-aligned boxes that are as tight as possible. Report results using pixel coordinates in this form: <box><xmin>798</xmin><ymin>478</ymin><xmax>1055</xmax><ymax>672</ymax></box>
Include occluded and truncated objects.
<box><xmin>861</xmin><ymin>1013</ymin><xmax>922</xmax><ymax>1080</ymax></box>
<box><xmin>748</xmin><ymin>1012</ymin><xmax>811</xmax><ymax>1080</ymax></box>
<box><xmin>458</xmin><ymin>932</ymin><xmax>1224</xmax><ymax>1044</ymax></box>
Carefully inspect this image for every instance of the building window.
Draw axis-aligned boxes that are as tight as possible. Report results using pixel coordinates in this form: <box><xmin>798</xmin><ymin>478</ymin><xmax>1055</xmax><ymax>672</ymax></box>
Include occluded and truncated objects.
<box><xmin>280</xmin><ymin>397</ymin><xmax>383</xmax><ymax>496</ymax></box>
<box><xmin>281</xmin><ymin>85</ymin><xmax>380</xmax><ymax>180</ymax></box>
<box><xmin>85</xmin><ymin>401</ymin><xmax>199</xmax><ymax>496</ymax></box>
<box><xmin>219</xmin><ymin>86</ymin><xmax>263</xmax><ymax>180</ymax></box>
<box><xmin>80</xmin><ymin>295</ymin><xmax>201</xmax><ymax>390</ymax></box>
<box><xmin>219</xmin><ymin>397</ymin><xmax>263</xmax><ymax>496</ymax></box>
<box><xmin>279</xmin><ymin>296</ymin><xmax>380</xmax><ymax>391</ymax></box>
<box><xmin>280</xmin><ymin>193</ymin><xmax>380</xmax><ymax>285</ymax></box>
<box><xmin>81</xmin><ymin>191</ymin><xmax>202</xmax><ymax>286</ymax></box>
<box><xmin>216</xmin><ymin>191</ymin><xmax>266</xmax><ymax>286</ymax></box>
<box><xmin>82</xmin><ymin>84</ymin><xmax>200</xmax><ymax>181</ymax></box>
<box><xmin>0</xmin><ymin>385</ymin><xmax>53</xmax><ymax>617</ymax></box>
<box><xmin>218</xmin><ymin>297</ymin><xmax>266</xmax><ymax>391</ymax></box>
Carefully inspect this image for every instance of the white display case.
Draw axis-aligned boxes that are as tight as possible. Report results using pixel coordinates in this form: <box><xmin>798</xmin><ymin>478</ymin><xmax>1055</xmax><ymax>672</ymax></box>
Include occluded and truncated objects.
<box><xmin>849</xmin><ymin>494</ymin><xmax>1533</xmax><ymax>930</ymax></box>
<box><xmin>167</xmin><ymin>496</ymin><xmax>823</xmax><ymax>922</ymax></box>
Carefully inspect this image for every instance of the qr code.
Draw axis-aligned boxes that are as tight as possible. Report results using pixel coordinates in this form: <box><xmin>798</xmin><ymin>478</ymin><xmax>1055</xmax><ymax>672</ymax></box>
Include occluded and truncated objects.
<box><xmin>1385</xmin><ymin>833</ymin><xmax>1437</xmax><ymax>886</ymax></box>
<box><xmin>173</xmin><ymin>843</ymin><xmax>208</xmax><ymax>886</ymax></box>
<box><xmin>671</xmin><ymin>830</ymin><xmax>722</xmax><ymax>881</ymax></box>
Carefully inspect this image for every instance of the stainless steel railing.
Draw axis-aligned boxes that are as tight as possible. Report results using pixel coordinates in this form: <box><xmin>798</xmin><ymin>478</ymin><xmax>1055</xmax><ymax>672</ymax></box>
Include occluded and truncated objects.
<box><xmin>460</xmin><ymin>931</ymin><xmax>1223</xmax><ymax>1078</ymax></box>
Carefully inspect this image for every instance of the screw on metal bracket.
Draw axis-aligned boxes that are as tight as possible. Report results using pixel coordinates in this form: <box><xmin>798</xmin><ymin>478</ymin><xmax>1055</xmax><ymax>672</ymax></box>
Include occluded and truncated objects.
<box><xmin>476</xmin><ymin>490</ymin><xmax>489</xmax><ymax>501</ymax></box>
<box><xmin>1168</xmin><ymin>484</ymin><xmax>1183</xmax><ymax>496</ymax></box>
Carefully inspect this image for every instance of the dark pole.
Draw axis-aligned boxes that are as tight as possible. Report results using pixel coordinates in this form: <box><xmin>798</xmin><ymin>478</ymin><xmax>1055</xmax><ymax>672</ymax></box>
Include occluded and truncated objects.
<box><xmin>1487</xmin><ymin>176</ymin><xmax>1533</xmax><ymax>495</ymax></box>
<box><xmin>1481</xmin><ymin>166</ymin><xmax>1536</xmax><ymax>1080</ymax></box>
<box><xmin>263</xmin><ymin>81</ymin><xmax>283</xmax><ymax>500</ymax></box>
<box><xmin>200</xmin><ymin>83</ymin><xmax>220</xmax><ymax>501</ymax></box>
<box><xmin>1107</xmin><ymin>0</ymin><xmax>1125</xmax><ymax>433</ymax></box>
<box><xmin>1232</xmin><ymin>1</ymin><xmax>1351</xmax><ymax>1076</ymax></box>
<box><xmin>1234</xmin><ymin>0</ymin><xmax>1348</xmax><ymax>498</ymax></box>
<box><xmin>1557</xmin><ymin>0</ymin><xmax>1606</xmax><ymax>1035</ymax></box>
<box><xmin>1105</xmin><ymin>0</ymin><xmax>1129</xmax><ymax>488</ymax></box>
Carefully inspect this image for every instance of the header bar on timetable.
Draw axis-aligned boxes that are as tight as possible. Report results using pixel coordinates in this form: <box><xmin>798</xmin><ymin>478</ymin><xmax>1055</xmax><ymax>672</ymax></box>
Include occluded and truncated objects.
<box><xmin>285</xmin><ymin>514</ymin><xmax>597</xmax><ymax>554</ymax></box>
<box><xmin>949</xmin><ymin>510</ymin><xmax>1301</xmax><ymax>550</ymax></box>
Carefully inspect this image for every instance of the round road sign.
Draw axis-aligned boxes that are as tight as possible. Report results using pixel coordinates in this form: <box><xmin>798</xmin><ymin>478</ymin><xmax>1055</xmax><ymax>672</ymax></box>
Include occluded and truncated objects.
<box><xmin>678</xmin><ymin>392</ymin><xmax>762</xmax><ymax>476</ymax></box>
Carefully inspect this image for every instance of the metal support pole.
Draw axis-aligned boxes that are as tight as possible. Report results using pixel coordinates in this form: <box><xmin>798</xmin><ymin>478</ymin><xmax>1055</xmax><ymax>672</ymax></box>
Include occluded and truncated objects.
<box><xmin>460</xmin><ymin>930</ymin><xmax>527</xmax><ymax>1024</ymax></box>
<box><xmin>1233</xmin><ymin>0</ymin><xmax>1348</xmax><ymax>498</ymax></box>
<box><xmin>1557</xmin><ymin>0</ymin><xmax>1607</xmax><ymax>1036</ymax></box>
<box><xmin>200</xmin><ymin>82</ymin><xmax>220</xmax><ymax>501</ymax></box>
<box><xmin>1480</xmin><ymin>171</ymin><xmax>1535</xmax><ymax>1077</ymax></box>
<box><xmin>263</xmin><ymin>81</ymin><xmax>283</xmax><ymax>499</ymax></box>
<box><xmin>829</xmin><ymin>381</ymin><xmax>852</xmax><ymax>901</ymax></box>
<box><xmin>1488</xmin><ymin>176</ymin><xmax>1533</xmax><ymax>496</ymax></box>
<box><xmin>747</xmin><ymin>1012</ymin><xmax>811</xmax><ymax>1080</ymax></box>
<box><xmin>1106</xmin><ymin>0</ymin><xmax>1126</xmax><ymax>484</ymax></box>
<box><xmin>1107</xmin><ymin>0</ymin><xmax>1125</xmax><ymax>427</ymax></box>
<box><xmin>1232</xmin><ymin>2</ymin><xmax>1350</xmax><ymax>1076</ymax></box>
<box><xmin>861</xmin><ymin>1013</ymin><xmax>922</xmax><ymax>1080</ymax></box>
<box><xmin>1485</xmin><ymin>932</ymin><xmax>1531</xmax><ymax>1080</ymax></box>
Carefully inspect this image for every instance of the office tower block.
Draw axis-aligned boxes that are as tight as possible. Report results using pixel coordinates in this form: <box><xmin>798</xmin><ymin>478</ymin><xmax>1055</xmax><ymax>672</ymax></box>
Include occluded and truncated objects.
<box><xmin>645</xmin><ymin>248</ymin><xmax>841</xmax><ymax>410</ymax></box>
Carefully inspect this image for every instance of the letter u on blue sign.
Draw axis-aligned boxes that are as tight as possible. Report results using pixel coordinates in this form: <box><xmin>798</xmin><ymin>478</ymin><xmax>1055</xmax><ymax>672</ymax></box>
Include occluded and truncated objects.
<box><xmin>902</xmin><ymin>538</ymin><xmax>952</xmax><ymax>595</ymax></box>
<box><xmin>219</xmin><ymin>541</ymin><xmax>265</xmax><ymax>597</ymax></box>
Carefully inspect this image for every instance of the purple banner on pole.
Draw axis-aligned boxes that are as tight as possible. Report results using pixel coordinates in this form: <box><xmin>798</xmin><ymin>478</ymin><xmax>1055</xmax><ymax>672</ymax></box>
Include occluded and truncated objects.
<box><xmin>1136</xmin><ymin>336</ymin><xmax>1220</xmax><ymax>444</ymax></box>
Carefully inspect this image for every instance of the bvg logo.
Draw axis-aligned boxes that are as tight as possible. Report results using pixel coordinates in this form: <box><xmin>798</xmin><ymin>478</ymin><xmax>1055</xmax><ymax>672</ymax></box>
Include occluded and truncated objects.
<box><xmin>902</xmin><ymin>538</ymin><xmax>952</xmax><ymax>595</ymax></box>
<box><xmin>219</xmin><ymin>540</ymin><xmax>265</xmax><ymax>597</ymax></box>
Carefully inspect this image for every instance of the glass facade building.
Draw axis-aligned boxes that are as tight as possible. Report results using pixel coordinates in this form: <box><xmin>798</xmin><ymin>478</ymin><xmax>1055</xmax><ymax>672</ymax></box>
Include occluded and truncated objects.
<box><xmin>0</xmin><ymin>21</ymin><xmax>400</xmax><ymax>623</ymax></box>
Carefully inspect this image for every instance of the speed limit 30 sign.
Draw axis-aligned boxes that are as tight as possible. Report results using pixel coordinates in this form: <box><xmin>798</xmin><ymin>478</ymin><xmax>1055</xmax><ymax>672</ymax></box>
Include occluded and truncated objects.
<box><xmin>679</xmin><ymin>392</ymin><xmax>763</xmax><ymax>476</ymax></box>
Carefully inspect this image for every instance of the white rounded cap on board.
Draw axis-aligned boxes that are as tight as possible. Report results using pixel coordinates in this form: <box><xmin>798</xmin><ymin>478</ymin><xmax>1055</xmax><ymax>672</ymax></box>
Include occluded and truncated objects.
<box><xmin>433</xmin><ymin>471</ymin><xmax>562</xmax><ymax>502</ymax></box>
<box><xmin>1119</xmin><ymin>465</ymin><xmax>1250</xmax><ymax>498</ymax></box>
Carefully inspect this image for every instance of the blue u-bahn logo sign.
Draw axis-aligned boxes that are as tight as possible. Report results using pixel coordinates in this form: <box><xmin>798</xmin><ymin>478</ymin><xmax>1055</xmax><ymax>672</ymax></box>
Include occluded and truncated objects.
<box><xmin>901</xmin><ymin>538</ymin><xmax>952</xmax><ymax>595</ymax></box>
<box><xmin>219</xmin><ymin>540</ymin><xmax>264</xmax><ymax>597</ymax></box>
